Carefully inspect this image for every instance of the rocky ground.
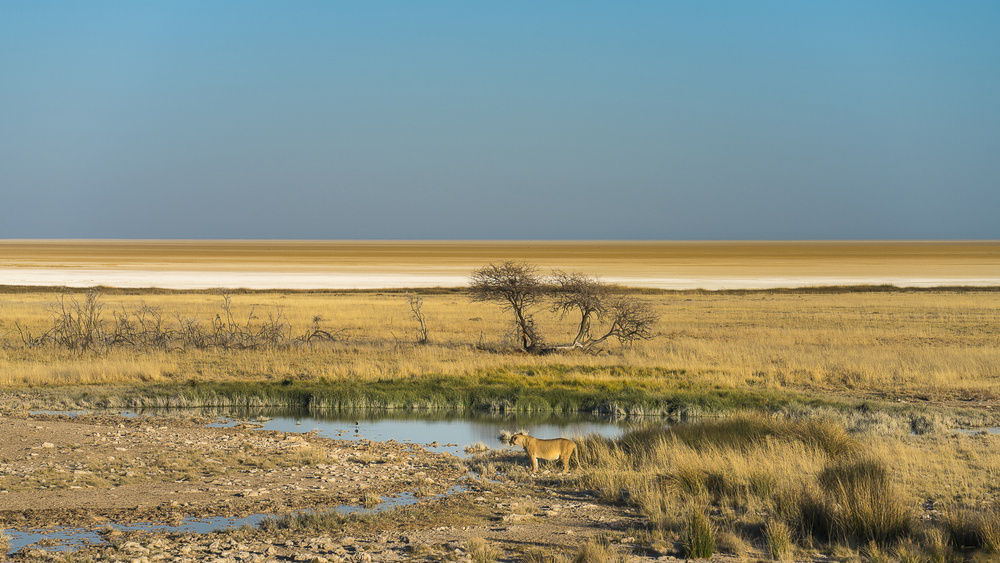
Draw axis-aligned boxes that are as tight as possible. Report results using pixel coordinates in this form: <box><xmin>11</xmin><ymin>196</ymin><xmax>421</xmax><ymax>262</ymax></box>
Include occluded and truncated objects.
<box><xmin>0</xmin><ymin>413</ymin><xmax>689</xmax><ymax>562</ymax></box>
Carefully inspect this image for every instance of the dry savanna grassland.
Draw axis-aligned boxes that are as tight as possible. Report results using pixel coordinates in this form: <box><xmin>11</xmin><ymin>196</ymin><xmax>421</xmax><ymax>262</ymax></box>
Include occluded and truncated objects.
<box><xmin>0</xmin><ymin>287</ymin><xmax>998</xmax><ymax>411</ymax></box>
<box><xmin>1</xmin><ymin>241</ymin><xmax>999</xmax><ymax>561</ymax></box>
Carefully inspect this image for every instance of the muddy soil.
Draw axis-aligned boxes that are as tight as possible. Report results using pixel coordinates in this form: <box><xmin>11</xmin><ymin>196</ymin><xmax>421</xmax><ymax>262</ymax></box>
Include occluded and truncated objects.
<box><xmin>1</xmin><ymin>413</ymin><xmax>694</xmax><ymax>562</ymax></box>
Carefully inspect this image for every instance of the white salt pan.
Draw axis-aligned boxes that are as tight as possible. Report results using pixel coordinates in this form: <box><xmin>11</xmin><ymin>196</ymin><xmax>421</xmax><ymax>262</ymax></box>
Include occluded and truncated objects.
<box><xmin>1</xmin><ymin>268</ymin><xmax>997</xmax><ymax>290</ymax></box>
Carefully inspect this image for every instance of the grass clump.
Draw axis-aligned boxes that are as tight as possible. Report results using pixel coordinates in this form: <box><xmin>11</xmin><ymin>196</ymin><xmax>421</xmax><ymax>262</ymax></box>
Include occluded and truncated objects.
<box><xmin>466</xmin><ymin>537</ymin><xmax>502</xmax><ymax>563</ymax></box>
<box><xmin>258</xmin><ymin>508</ymin><xmax>347</xmax><ymax>532</ymax></box>
<box><xmin>465</xmin><ymin>441</ymin><xmax>490</xmax><ymax>454</ymax></box>
<box><xmin>683</xmin><ymin>510</ymin><xmax>716</xmax><ymax>559</ymax></box>
<box><xmin>864</xmin><ymin>540</ymin><xmax>894</xmax><ymax>563</ymax></box>
<box><xmin>816</xmin><ymin>459</ymin><xmax>912</xmax><ymax>545</ymax></box>
<box><xmin>520</xmin><ymin>548</ymin><xmax>563</xmax><ymax>563</ymax></box>
<box><xmin>361</xmin><ymin>491</ymin><xmax>382</xmax><ymax>508</ymax></box>
<box><xmin>942</xmin><ymin>503</ymin><xmax>1000</xmax><ymax>553</ymax></box>
<box><xmin>765</xmin><ymin>520</ymin><xmax>794</xmax><ymax>561</ymax></box>
<box><xmin>571</xmin><ymin>539</ymin><xmax>621</xmax><ymax>563</ymax></box>
<box><xmin>923</xmin><ymin>528</ymin><xmax>954</xmax><ymax>563</ymax></box>
<box><xmin>716</xmin><ymin>529</ymin><xmax>752</xmax><ymax>557</ymax></box>
<box><xmin>893</xmin><ymin>540</ymin><xmax>928</xmax><ymax>563</ymax></box>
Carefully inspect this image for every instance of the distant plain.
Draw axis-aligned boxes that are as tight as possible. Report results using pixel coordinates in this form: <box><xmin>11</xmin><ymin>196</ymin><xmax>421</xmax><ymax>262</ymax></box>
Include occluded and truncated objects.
<box><xmin>2</xmin><ymin>239</ymin><xmax>998</xmax><ymax>289</ymax></box>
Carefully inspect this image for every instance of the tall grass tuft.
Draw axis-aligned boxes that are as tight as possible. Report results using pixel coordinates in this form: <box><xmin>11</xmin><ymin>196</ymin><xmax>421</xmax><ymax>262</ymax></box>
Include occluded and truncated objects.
<box><xmin>683</xmin><ymin>510</ymin><xmax>716</xmax><ymax>559</ymax></box>
<box><xmin>923</xmin><ymin>528</ymin><xmax>953</xmax><ymax>563</ymax></box>
<box><xmin>893</xmin><ymin>540</ymin><xmax>927</xmax><ymax>563</ymax></box>
<box><xmin>818</xmin><ymin>458</ymin><xmax>912</xmax><ymax>545</ymax></box>
<box><xmin>942</xmin><ymin>503</ymin><xmax>1000</xmax><ymax>553</ymax></box>
<box><xmin>466</xmin><ymin>538</ymin><xmax>502</xmax><ymax>563</ymax></box>
<box><xmin>571</xmin><ymin>539</ymin><xmax>621</xmax><ymax>563</ymax></box>
<box><xmin>765</xmin><ymin>519</ymin><xmax>794</xmax><ymax>561</ymax></box>
<box><xmin>865</xmin><ymin>540</ymin><xmax>893</xmax><ymax>563</ymax></box>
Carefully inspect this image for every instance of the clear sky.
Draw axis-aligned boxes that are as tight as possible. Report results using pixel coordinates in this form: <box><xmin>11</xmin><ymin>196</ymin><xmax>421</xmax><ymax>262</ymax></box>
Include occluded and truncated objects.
<box><xmin>1</xmin><ymin>1</ymin><xmax>998</xmax><ymax>240</ymax></box>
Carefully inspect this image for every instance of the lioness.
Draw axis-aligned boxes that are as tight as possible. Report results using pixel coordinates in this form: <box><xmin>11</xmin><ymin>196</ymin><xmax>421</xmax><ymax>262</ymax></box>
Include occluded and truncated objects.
<box><xmin>509</xmin><ymin>433</ymin><xmax>576</xmax><ymax>473</ymax></box>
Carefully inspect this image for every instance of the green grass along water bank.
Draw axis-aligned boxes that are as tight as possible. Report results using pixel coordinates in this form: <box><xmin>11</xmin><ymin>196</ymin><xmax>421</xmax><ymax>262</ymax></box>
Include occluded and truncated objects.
<box><xmin>4</xmin><ymin>367</ymin><xmax>823</xmax><ymax>416</ymax></box>
<box><xmin>5</xmin><ymin>366</ymin><xmax>986</xmax><ymax>429</ymax></box>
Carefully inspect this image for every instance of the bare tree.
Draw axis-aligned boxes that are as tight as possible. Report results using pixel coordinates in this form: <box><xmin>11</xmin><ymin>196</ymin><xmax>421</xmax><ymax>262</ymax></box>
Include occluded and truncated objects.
<box><xmin>549</xmin><ymin>271</ymin><xmax>609</xmax><ymax>348</ymax></box>
<box><xmin>550</xmin><ymin>274</ymin><xmax>659</xmax><ymax>349</ymax></box>
<box><xmin>49</xmin><ymin>290</ymin><xmax>105</xmax><ymax>351</ymax></box>
<box><xmin>209</xmin><ymin>293</ymin><xmax>290</xmax><ymax>349</ymax></box>
<box><xmin>110</xmin><ymin>303</ymin><xmax>171</xmax><ymax>349</ymax></box>
<box><xmin>589</xmin><ymin>295</ymin><xmax>658</xmax><ymax>346</ymax></box>
<box><xmin>406</xmin><ymin>294</ymin><xmax>430</xmax><ymax>344</ymax></box>
<box><xmin>469</xmin><ymin>261</ymin><xmax>544</xmax><ymax>351</ymax></box>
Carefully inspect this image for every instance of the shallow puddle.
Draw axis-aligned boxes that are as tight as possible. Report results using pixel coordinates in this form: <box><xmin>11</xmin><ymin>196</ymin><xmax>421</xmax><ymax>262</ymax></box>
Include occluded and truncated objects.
<box><xmin>961</xmin><ymin>426</ymin><xmax>1000</xmax><ymax>435</ymax></box>
<box><xmin>6</xmin><ymin>485</ymin><xmax>465</xmax><ymax>554</ymax></box>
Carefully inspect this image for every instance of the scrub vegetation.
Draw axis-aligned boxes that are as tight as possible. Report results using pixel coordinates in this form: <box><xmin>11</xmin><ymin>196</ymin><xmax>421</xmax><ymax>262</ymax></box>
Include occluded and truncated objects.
<box><xmin>1</xmin><ymin>283</ymin><xmax>998</xmax><ymax>416</ymax></box>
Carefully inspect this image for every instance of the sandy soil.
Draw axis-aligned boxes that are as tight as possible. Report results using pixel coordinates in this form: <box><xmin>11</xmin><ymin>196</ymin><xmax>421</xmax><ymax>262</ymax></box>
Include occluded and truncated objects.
<box><xmin>0</xmin><ymin>414</ymin><xmax>463</xmax><ymax>527</ymax></box>
<box><xmin>2</xmin><ymin>240</ymin><xmax>998</xmax><ymax>290</ymax></box>
<box><xmin>0</xmin><ymin>413</ymin><xmax>678</xmax><ymax>562</ymax></box>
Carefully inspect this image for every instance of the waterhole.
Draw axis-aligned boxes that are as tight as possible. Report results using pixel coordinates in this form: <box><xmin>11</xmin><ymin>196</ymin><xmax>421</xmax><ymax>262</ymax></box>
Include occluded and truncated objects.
<box><xmin>9</xmin><ymin>408</ymin><xmax>629</xmax><ymax>554</ymax></box>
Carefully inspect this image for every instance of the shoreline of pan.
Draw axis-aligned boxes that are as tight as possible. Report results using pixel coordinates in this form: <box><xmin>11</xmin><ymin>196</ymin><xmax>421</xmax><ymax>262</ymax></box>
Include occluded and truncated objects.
<box><xmin>1</xmin><ymin>268</ymin><xmax>998</xmax><ymax>290</ymax></box>
<box><xmin>2</xmin><ymin>240</ymin><xmax>998</xmax><ymax>290</ymax></box>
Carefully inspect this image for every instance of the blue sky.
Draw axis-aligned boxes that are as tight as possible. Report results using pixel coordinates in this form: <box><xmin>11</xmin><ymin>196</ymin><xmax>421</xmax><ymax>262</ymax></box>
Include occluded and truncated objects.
<box><xmin>1</xmin><ymin>1</ymin><xmax>998</xmax><ymax>239</ymax></box>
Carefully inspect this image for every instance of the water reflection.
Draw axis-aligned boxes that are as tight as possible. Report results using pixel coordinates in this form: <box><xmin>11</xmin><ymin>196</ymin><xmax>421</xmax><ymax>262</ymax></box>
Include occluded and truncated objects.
<box><xmin>31</xmin><ymin>406</ymin><xmax>633</xmax><ymax>456</ymax></box>
<box><xmin>151</xmin><ymin>406</ymin><xmax>630</xmax><ymax>457</ymax></box>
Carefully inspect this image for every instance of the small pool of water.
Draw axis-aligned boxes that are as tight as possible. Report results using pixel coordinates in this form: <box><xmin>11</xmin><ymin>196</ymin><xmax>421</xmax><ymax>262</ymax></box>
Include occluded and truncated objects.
<box><xmin>236</xmin><ymin>414</ymin><xmax>624</xmax><ymax>457</ymax></box>
<box><xmin>960</xmin><ymin>427</ymin><xmax>1000</xmax><ymax>435</ymax></box>
<box><xmin>37</xmin><ymin>407</ymin><xmax>632</xmax><ymax>457</ymax></box>
<box><xmin>6</xmin><ymin>485</ymin><xmax>464</xmax><ymax>554</ymax></box>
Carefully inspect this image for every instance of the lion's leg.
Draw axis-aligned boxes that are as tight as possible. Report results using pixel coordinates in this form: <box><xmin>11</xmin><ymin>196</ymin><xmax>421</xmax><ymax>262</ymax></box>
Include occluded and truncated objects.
<box><xmin>531</xmin><ymin>456</ymin><xmax>539</xmax><ymax>472</ymax></box>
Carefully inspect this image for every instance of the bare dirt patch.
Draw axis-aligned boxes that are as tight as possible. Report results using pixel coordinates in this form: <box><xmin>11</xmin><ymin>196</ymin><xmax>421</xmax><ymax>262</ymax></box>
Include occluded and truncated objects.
<box><xmin>0</xmin><ymin>413</ymin><xmax>463</xmax><ymax>530</ymax></box>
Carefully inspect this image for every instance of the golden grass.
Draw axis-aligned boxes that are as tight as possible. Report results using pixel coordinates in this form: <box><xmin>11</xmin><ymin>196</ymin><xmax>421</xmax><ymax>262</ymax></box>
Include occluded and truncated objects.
<box><xmin>1</xmin><ymin>289</ymin><xmax>998</xmax><ymax>402</ymax></box>
<box><xmin>466</xmin><ymin>537</ymin><xmax>503</xmax><ymax>563</ymax></box>
<box><xmin>573</xmin><ymin>416</ymin><xmax>999</xmax><ymax>556</ymax></box>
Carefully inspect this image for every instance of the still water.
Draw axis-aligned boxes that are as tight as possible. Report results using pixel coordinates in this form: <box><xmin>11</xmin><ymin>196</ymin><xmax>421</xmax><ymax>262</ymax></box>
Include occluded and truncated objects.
<box><xmin>198</xmin><ymin>407</ymin><xmax>629</xmax><ymax>456</ymax></box>
<box><xmin>6</xmin><ymin>486</ymin><xmax>463</xmax><ymax>554</ymax></box>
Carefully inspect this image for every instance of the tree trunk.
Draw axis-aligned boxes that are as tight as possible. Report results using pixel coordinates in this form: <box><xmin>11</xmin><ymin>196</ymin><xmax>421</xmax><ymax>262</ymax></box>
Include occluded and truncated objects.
<box><xmin>572</xmin><ymin>311</ymin><xmax>592</xmax><ymax>347</ymax></box>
